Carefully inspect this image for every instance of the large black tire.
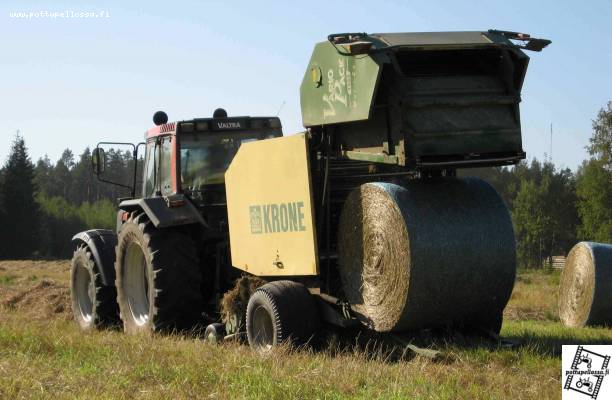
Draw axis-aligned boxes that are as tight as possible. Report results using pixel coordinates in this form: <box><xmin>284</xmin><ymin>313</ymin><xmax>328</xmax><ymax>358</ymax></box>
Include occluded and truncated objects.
<box><xmin>488</xmin><ymin>312</ymin><xmax>504</xmax><ymax>335</ymax></box>
<box><xmin>70</xmin><ymin>245</ymin><xmax>119</xmax><ymax>330</ymax></box>
<box><xmin>246</xmin><ymin>280</ymin><xmax>318</xmax><ymax>352</ymax></box>
<box><xmin>115</xmin><ymin>213</ymin><xmax>203</xmax><ymax>334</ymax></box>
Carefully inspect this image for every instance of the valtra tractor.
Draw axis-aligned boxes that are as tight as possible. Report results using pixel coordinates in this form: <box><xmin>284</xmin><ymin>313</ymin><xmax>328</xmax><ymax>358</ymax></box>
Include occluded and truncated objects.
<box><xmin>70</xmin><ymin>30</ymin><xmax>549</xmax><ymax>351</ymax></box>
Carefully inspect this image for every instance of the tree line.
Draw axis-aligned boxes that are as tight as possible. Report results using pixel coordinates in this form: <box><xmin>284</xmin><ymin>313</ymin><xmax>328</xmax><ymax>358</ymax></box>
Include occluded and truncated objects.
<box><xmin>0</xmin><ymin>102</ymin><xmax>610</xmax><ymax>265</ymax></box>
<box><xmin>462</xmin><ymin>102</ymin><xmax>611</xmax><ymax>267</ymax></box>
<box><xmin>0</xmin><ymin>144</ymin><xmax>139</xmax><ymax>258</ymax></box>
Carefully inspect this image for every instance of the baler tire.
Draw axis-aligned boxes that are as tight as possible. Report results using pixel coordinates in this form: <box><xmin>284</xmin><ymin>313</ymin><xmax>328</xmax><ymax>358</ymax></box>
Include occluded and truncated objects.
<box><xmin>246</xmin><ymin>280</ymin><xmax>318</xmax><ymax>352</ymax></box>
<box><xmin>115</xmin><ymin>213</ymin><xmax>203</xmax><ymax>334</ymax></box>
<box><xmin>70</xmin><ymin>245</ymin><xmax>120</xmax><ymax>330</ymax></box>
<box><xmin>487</xmin><ymin>312</ymin><xmax>504</xmax><ymax>335</ymax></box>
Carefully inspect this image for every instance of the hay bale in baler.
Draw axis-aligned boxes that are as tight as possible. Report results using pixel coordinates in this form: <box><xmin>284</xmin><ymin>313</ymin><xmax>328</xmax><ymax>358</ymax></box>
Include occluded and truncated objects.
<box><xmin>558</xmin><ymin>241</ymin><xmax>612</xmax><ymax>328</ymax></box>
<box><xmin>337</xmin><ymin>177</ymin><xmax>516</xmax><ymax>333</ymax></box>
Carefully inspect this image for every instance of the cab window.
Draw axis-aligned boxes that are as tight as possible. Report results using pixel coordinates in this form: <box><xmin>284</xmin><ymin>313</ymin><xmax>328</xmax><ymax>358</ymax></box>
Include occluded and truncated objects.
<box><xmin>159</xmin><ymin>137</ymin><xmax>173</xmax><ymax>195</ymax></box>
<box><xmin>143</xmin><ymin>136</ymin><xmax>173</xmax><ymax>197</ymax></box>
<box><xmin>180</xmin><ymin>133</ymin><xmax>249</xmax><ymax>190</ymax></box>
<box><xmin>143</xmin><ymin>141</ymin><xmax>156</xmax><ymax>197</ymax></box>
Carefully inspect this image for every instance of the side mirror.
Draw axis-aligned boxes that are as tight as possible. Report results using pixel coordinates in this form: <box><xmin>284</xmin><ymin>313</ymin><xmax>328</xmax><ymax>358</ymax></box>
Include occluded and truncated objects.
<box><xmin>92</xmin><ymin>148</ymin><xmax>106</xmax><ymax>175</ymax></box>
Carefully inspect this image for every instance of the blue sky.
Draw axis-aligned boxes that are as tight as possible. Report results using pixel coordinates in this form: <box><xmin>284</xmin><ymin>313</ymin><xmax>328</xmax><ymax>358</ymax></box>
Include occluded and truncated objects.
<box><xmin>1</xmin><ymin>0</ymin><xmax>610</xmax><ymax>170</ymax></box>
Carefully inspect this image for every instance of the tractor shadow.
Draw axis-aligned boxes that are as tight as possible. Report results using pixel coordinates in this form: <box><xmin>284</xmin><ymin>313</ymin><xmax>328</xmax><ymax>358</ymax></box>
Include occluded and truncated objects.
<box><xmin>312</xmin><ymin>325</ymin><xmax>494</xmax><ymax>364</ymax></box>
<box><xmin>501</xmin><ymin>326</ymin><xmax>612</xmax><ymax>358</ymax></box>
<box><xmin>311</xmin><ymin>322</ymin><xmax>612</xmax><ymax>363</ymax></box>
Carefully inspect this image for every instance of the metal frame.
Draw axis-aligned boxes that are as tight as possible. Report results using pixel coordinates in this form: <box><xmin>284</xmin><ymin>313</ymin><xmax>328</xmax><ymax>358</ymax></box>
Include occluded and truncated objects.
<box><xmin>94</xmin><ymin>141</ymin><xmax>145</xmax><ymax>198</ymax></box>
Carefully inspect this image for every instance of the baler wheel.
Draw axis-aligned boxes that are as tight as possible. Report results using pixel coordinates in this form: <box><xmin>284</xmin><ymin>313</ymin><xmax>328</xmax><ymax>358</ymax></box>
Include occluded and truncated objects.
<box><xmin>115</xmin><ymin>213</ymin><xmax>203</xmax><ymax>334</ymax></box>
<box><xmin>246</xmin><ymin>280</ymin><xmax>318</xmax><ymax>353</ymax></box>
<box><xmin>70</xmin><ymin>245</ymin><xmax>119</xmax><ymax>330</ymax></box>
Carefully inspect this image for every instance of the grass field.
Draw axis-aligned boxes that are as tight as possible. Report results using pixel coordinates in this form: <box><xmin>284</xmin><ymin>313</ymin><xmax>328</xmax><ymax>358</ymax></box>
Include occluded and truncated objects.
<box><xmin>1</xmin><ymin>261</ymin><xmax>612</xmax><ymax>399</ymax></box>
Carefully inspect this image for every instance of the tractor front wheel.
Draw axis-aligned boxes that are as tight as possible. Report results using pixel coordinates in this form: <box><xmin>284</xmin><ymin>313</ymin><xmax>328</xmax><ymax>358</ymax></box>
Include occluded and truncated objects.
<box><xmin>70</xmin><ymin>245</ymin><xmax>119</xmax><ymax>330</ymax></box>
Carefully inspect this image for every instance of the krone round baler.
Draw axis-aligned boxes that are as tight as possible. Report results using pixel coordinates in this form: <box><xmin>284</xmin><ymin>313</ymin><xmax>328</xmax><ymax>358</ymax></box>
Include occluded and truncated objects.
<box><xmin>224</xmin><ymin>30</ymin><xmax>551</xmax><ymax>350</ymax></box>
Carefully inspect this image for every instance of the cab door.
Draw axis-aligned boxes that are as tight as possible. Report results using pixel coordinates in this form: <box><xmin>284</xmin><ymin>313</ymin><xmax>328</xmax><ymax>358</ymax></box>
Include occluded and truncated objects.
<box><xmin>142</xmin><ymin>135</ymin><xmax>175</xmax><ymax>198</ymax></box>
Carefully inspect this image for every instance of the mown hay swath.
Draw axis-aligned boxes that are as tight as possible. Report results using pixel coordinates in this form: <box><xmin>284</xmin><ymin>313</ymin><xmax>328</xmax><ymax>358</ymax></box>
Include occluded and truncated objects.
<box><xmin>559</xmin><ymin>241</ymin><xmax>612</xmax><ymax>327</ymax></box>
<box><xmin>337</xmin><ymin>177</ymin><xmax>516</xmax><ymax>333</ymax></box>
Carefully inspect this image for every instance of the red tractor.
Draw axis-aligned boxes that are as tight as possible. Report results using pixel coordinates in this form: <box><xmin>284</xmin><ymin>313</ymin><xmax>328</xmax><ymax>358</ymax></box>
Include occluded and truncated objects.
<box><xmin>70</xmin><ymin>109</ymin><xmax>282</xmax><ymax>334</ymax></box>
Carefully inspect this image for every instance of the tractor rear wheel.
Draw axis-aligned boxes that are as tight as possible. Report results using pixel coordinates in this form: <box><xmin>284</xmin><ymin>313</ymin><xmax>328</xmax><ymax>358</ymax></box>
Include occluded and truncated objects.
<box><xmin>115</xmin><ymin>213</ymin><xmax>203</xmax><ymax>334</ymax></box>
<box><xmin>70</xmin><ymin>245</ymin><xmax>119</xmax><ymax>330</ymax></box>
<box><xmin>246</xmin><ymin>280</ymin><xmax>318</xmax><ymax>352</ymax></box>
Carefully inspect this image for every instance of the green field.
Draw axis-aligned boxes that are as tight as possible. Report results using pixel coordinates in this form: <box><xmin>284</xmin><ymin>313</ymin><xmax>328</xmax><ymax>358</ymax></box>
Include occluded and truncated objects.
<box><xmin>1</xmin><ymin>261</ymin><xmax>612</xmax><ymax>399</ymax></box>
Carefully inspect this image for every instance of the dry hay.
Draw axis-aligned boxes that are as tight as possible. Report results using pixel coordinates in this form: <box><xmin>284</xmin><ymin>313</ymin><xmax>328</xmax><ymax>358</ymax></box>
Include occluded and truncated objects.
<box><xmin>0</xmin><ymin>259</ymin><xmax>70</xmax><ymax>285</ymax></box>
<box><xmin>220</xmin><ymin>275</ymin><xmax>267</xmax><ymax>325</ymax></box>
<box><xmin>0</xmin><ymin>260</ymin><xmax>69</xmax><ymax>271</ymax></box>
<box><xmin>559</xmin><ymin>242</ymin><xmax>612</xmax><ymax>327</ymax></box>
<box><xmin>1</xmin><ymin>279</ymin><xmax>71</xmax><ymax>320</ymax></box>
<box><xmin>503</xmin><ymin>307</ymin><xmax>548</xmax><ymax>322</ymax></box>
<box><xmin>337</xmin><ymin>177</ymin><xmax>516</xmax><ymax>333</ymax></box>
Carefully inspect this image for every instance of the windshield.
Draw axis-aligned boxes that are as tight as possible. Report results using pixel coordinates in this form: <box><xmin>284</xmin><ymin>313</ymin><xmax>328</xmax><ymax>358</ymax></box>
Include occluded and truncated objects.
<box><xmin>180</xmin><ymin>133</ymin><xmax>259</xmax><ymax>190</ymax></box>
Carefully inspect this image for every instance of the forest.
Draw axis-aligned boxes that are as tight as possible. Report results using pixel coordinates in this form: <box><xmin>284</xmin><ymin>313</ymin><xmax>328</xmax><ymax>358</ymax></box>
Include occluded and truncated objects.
<box><xmin>0</xmin><ymin>102</ymin><xmax>610</xmax><ymax>267</ymax></box>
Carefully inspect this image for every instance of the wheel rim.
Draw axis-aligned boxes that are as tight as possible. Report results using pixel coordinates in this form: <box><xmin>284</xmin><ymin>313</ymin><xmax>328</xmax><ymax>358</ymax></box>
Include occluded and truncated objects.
<box><xmin>252</xmin><ymin>305</ymin><xmax>274</xmax><ymax>351</ymax></box>
<box><xmin>124</xmin><ymin>242</ymin><xmax>150</xmax><ymax>326</ymax></box>
<box><xmin>205</xmin><ymin>326</ymin><xmax>219</xmax><ymax>343</ymax></box>
<box><xmin>74</xmin><ymin>261</ymin><xmax>94</xmax><ymax>323</ymax></box>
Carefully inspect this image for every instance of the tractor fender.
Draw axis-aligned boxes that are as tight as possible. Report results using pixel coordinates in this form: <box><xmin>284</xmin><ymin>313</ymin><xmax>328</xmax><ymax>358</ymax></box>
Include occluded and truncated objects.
<box><xmin>118</xmin><ymin>197</ymin><xmax>208</xmax><ymax>229</ymax></box>
<box><xmin>71</xmin><ymin>229</ymin><xmax>117</xmax><ymax>287</ymax></box>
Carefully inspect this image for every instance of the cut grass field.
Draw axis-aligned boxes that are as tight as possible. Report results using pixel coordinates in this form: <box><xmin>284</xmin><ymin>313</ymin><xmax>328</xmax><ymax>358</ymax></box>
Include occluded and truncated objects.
<box><xmin>1</xmin><ymin>261</ymin><xmax>612</xmax><ymax>399</ymax></box>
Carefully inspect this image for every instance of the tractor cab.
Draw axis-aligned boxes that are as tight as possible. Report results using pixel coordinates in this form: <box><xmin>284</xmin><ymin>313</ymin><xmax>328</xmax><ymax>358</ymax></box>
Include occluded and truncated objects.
<box><xmin>141</xmin><ymin>109</ymin><xmax>282</xmax><ymax>205</ymax></box>
<box><xmin>91</xmin><ymin>109</ymin><xmax>282</xmax><ymax>232</ymax></box>
<box><xmin>92</xmin><ymin>109</ymin><xmax>282</xmax><ymax>205</ymax></box>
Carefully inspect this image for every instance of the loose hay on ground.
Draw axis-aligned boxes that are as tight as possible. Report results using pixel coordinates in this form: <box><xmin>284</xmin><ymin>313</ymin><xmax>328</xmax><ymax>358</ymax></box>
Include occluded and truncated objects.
<box><xmin>220</xmin><ymin>275</ymin><xmax>267</xmax><ymax>326</ymax></box>
<box><xmin>0</xmin><ymin>260</ymin><xmax>70</xmax><ymax>284</ymax></box>
<box><xmin>1</xmin><ymin>279</ymin><xmax>71</xmax><ymax>320</ymax></box>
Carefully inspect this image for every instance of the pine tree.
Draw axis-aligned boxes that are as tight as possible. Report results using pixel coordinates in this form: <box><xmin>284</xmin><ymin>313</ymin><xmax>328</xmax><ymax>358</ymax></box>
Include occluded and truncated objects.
<box><xmin>588</xmin><ymin>101</ymin><xmax>612</xmax><ymax>171</ymax></box>
<box><xmin>54</xmin><ymin>149</ymin><xmax>75</xmax><ymax>200</ymax></box>
<box><xmin>70</xmin><ymin>148</ymin><xmax>93</xmax><ymax>204</ymax></box>
<box><xmin>0</xmin><ymin>134</ymin><xmax>40</xmax><ymax>258</ymax></box>
<box><xmin>512</xmin><ymin>178</ymin><xmax>550</xmax><ymax>268</ymax></box>
<box><xmin>576</xmin><ymin>159</ymin><xmax>612</xmax><ymax>242</ymax></box>
<box><xmin>576</xmin><ymin>102</ymin><xmax>612</xmax><ymax>243</ymax></box>
<box><xmin>34</xmin><ymin>155</ymin><xmax>54</xmax><ymax>196</ymax></box>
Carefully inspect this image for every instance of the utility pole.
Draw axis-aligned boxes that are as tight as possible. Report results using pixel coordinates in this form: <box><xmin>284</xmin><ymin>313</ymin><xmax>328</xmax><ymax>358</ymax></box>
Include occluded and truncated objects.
<box><xmin>550</xmin><ymin>123</ymin><xmax>553</xmax><ymax>164</ymax></box>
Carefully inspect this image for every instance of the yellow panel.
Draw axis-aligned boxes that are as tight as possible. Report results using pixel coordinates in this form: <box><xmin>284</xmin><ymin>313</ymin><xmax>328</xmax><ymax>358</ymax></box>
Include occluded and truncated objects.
<box><xmin>225</xmin><ymin>133</ymin><xmax>318</xmax><ymax>276</ymax></box>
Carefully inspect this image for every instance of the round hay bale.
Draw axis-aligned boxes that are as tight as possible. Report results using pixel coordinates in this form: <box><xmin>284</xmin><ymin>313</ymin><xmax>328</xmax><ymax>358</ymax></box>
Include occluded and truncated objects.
<box><xmin>558</xmin><ymin>242</ymin><xmax>612</xmax><ymax>328</ymax></box>
<box><xmin>337</xmin><ymin>177</ymin><xmax>516</xmax><ymax>332</ymax></box>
